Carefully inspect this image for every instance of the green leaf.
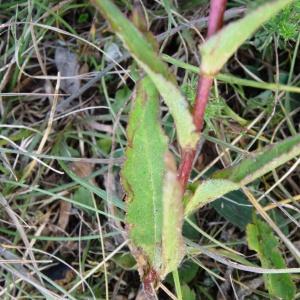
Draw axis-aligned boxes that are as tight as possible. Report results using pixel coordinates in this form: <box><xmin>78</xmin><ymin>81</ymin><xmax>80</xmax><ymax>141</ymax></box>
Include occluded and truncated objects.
<box><xmin>212</xmin><ymin>135</ymin><xmax>300</xmax><ymax>184</ymax></box>
<box><xmin>200</xmin><ymin>0</ymin><xmax>293</xmax><ymax>75</ymax></box>
<box><xmin>246</xmin><ymin>218</ymin><xmax>296</xmax><ymax>300</ymax></box>
<box><xmin>185</xmin><ymin>179</ymin><xmax>239</xmax><ymax>216</ymax></box>
<box><xmin>92</xmin><ymin>0</ymin><xmax>198</xmax><ymax>149</ymax></box>
<box><xmin>122</xmin><ymin>77</ymin><xmax>184</xmax><ymax>280</ymax></box>
<box><xmin>270</xmin><ymin>210</ymin><xmax>289</xmax><ymax>236</ymax></box>
<box><xmin>183</xmin><ymin>214</ymin><xmax>201</xmax><ymax>240</ymax></box>
<box><xmin>112</xmin><ymin>85</ymin><xmax>131</xmax><ymax>113</ymax></box>
<box><xmin>211</xmin><ymin>190</ymin><xmax>253</xmax><ymax>230</ymax></box>
<box><xmin>181</xmin><ymin>284</ymin><xmax>196</xmax><ymax>300</ymax></box>
<box><xmin>97</xmin><ymin>138</ymin><xmax>112</xmax><ymax>155</ymax></box>
<box><xmin>185</xmin><ymin>134</ymin><xmax>300</xmax><ymax>215</ymax></box>
<box><xmin>73</xmin><ymin>186</ymin><xmax>94</xmax><ymax>215</ymax></box>
<box><xmin>165</xmin><ymin>260</ymin><xmax>199</xmax><ymax>286</ymax></box>
<box><xmin>178</xmin><ymin>261</ymin><xmax>199</xmax><ymax>284</ymax></box>
<box><xmin>113</xmin><ymin>252</ymin><xmax>137</xmax><ymax>270</ymax></box>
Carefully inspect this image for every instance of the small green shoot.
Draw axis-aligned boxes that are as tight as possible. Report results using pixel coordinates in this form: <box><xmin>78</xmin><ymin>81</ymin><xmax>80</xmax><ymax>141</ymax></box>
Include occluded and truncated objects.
<box><xmin>247</xmin><ymin>218</ymin><xmax>296</xmax><ymax>300</ymax></box>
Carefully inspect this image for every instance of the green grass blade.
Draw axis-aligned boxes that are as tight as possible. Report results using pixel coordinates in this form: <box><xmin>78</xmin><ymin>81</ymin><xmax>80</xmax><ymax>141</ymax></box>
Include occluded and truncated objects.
<box><xmin>200</xmin><ymin>0</ymin><xmax>293</xmax><ymax>75</ymax></box>
<box><xmin>172</xmin><ymin>269</ymin><xmax>183</xmax><ymax>300</ymax></box>
<box><xmin>122</xmin><ymin>77</ymin><xmax>184</xmax><ymax>280</ymax></box>
<box><xmin>247</xmin><ymin>218</ymin><xmax>296</xmax><ymax>300</ymax></box>
<box><xmin>59</xmin><ymin>160</ymin><xmax>125</xmax><ymax>211</ymax></box>
<box><xmin>185</xmin><ymin>135</ymin><xmax>300</xmax><ymax>215</ymax></box>
<box><xmin>91</xmin><ymin>0</ymin><xmax>198</xmax><ymax>149</ymax></box>
<box><xmin>162</xmin><ymin>54</ymin><xmax>300</xmax><ymax>94</ymax></box>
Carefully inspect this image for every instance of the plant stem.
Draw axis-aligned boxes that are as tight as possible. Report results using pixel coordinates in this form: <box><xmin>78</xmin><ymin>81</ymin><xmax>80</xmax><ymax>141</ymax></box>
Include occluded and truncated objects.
<box><xmin>193</xmin><ymin>76</ymin><xmax>214</xmax><ymax>130</ymax></box>
<box><xmin>178</xmin><ymin>0</ymin><xmax>228</xmax><ymax>188</ymax></box>
<box><xmin>206</xmin><ymin>0</ymin><xmax>228</xmax><ymax>38</ymax></box>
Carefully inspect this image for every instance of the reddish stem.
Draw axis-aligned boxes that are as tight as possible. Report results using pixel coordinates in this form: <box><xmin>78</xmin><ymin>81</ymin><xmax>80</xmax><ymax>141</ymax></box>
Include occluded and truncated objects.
<box><xmin>178</xmin><ymin>149</ymin><xmax>196</xmax><ymax>190</ymax></box>
<box><xmin>207</xmin><ymin>0</ymin><xmax>228</xmax><ymax>38</ymax></box>
<box><xmin>193</xmin><ymin>76</ymin><xmax>214</xmax><ymax>131</ymax></box>
<box><xmin>178</xmin><ymin>0</ymin><xmax>228</xmax><ymax>189</ymax></box>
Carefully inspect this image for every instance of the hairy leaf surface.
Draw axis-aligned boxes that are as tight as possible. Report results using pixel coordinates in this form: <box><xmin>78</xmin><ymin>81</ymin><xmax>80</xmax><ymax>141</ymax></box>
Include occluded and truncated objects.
<box><xmin>213</xmin><ymin>135</ymin><xmax>300</xmax><ymax>184</ymax></box>
<box><xmin>185</xmin><ymin>135</ymin><xmax>300</xmax><ymax>215</ymax></box>
<box><xmin>247</xmin><ymin>218</ymin><xmax>296</xmax><ymax>300</ymax></box>
<box><xmin>122</xmin><ymin>77</ymin><xmax>184</xmax><ymax>279</ymax></box>
<box><xmin>161</xmin><ymin>153</ymin><xmax>184</xmax><ymax>277</ymax></box>
<box><xmin>92</xmin><ymin>0</ymin><xmax>198</xmax><ymax>149</ymax></box>
<box><xmin>200</xmin><ymin>0</ymin><xmax>293</xmax><ymax>75</ymax></box>
<box><xmin>185</xmin><ymin>179</ymin><xmax>239</xmax><ymax>216</ymax></box>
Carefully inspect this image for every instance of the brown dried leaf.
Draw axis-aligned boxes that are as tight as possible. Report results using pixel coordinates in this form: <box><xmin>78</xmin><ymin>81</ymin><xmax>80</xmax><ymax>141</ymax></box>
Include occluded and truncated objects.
<box><xmin>69</xmin><ymin>161</ymin><xmax>94</xmax><ymax>179</ymax></box>
<box><xmin>57</xmin><ymin>200</ymin><xmax>72</xmax><ymax>231</ymax></box>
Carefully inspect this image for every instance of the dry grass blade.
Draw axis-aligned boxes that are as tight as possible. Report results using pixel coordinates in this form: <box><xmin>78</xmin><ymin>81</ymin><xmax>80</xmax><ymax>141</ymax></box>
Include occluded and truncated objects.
<box><xmin>0</xmin><ymin>262</ymin><xmax>61</xmax><ymax>300</ymax></box>
<box><xmin>23</xmin><ymin>72</ymin><xmax>61</xmax><ymax>178</ymax></box>
<box><xmin>67</xmin><ymin>240</ymin><xmax>129</xmax><ymax>294</ymax></box>
<box><xmin>188</xmin><ymin>241</ymin><xmax>300</xmax><ymax>274</ymax></box>
<box><xmin>0</xmin><ymin>193</ymin><xmax>43</xmax><ymax>284</ymax></box>
<box><xmin>0</xmin><ymin>135</ymin><xmax>64</xmax><ymax>174</ymax></box>
<box><xmin>243</xmin><ymin>188</ymin><xmax>300</xmax><ymax>264</ymax></box>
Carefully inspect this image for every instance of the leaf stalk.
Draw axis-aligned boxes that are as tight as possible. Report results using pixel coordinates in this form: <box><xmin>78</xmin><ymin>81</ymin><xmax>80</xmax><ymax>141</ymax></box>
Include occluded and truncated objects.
<box><xmin>178</xmin><ymin>0</ymin><xmax>228</xmax><ymax>188</ymax></box>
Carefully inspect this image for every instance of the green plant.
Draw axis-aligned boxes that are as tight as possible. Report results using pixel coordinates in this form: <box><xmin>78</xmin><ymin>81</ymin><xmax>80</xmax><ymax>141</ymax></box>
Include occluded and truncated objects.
<box><xmin>247</xmin><ymin>217</ymin><xmax>296</xmax><ymax>300</ymax></box>
<box><xmin>253</xmin><ymin>0</ymin><xmax>300</xmax><ymax>50</ymax></box>
<box><xmin>91</xmin><ymin>0</ymin><xmax>300</xmax><ymax>297</ymax></box>
<box><xmin>1</xmin><ymin>0</ymin><xmax>300</xmax><ymax>299</ymax></box>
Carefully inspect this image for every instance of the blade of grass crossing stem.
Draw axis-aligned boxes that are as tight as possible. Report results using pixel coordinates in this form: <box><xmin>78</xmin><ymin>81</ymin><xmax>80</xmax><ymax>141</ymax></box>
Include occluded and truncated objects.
<box><xmin>185</xmin><ymin>135</ymin><xmax>300</xmax><ymax>215</ymax></box>
<box><xmin>200</xmin><ymin>0</ymin><xmax>293</xmax><ymax>75</ymax></box>
<box><xmin>122</xmin><ymin>77</ymin><xmax>184</xmax><ymax>282</ymax></box>
<box><xmin>91</xmin><ymin>0</ymin><xmax>198</xmax><ymax>149</ymax></box>
<box><xmin>162</xmin><ymin>54</ymin><xmax>300</xmax><ymax>94</ymax></box>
